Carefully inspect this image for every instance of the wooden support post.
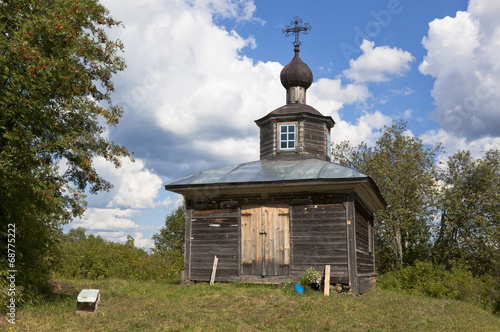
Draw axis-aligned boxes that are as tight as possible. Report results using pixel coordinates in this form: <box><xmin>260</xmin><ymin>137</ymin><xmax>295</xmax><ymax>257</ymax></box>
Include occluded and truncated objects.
<box><xmin>324</xmin><ymin>265</ymin><xmax>330</xmax><ymax>296</ymax></box>
<box><xmin>210</xmin><ymin>255</ymin><xmax>218</xmax><ymax>285</ymax></box>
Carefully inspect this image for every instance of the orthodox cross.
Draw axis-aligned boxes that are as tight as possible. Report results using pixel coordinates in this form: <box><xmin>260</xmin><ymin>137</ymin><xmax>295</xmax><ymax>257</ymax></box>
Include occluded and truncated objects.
<box><xmin>282</xmin><ymin>17</ymin><xmax>311</xmax><ymax>47</ymax></box>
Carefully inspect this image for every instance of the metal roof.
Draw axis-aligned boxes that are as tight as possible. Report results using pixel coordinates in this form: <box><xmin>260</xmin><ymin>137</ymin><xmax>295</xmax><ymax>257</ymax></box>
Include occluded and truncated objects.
<box><xmin>164</xmin><ymin>159</ymin><xmax>369</xmax><ymax>187</ymax></box>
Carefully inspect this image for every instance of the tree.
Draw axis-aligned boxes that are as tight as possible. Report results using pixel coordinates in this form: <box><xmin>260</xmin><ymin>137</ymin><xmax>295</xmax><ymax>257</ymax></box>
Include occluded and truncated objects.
<box><xmin>434</xmin><ymin>149</ymin><xmax>500</xmax><ymax>276</ymax></box>
<box><xmin>152</xmin><ymin>205</ymin><xmax>185</xmax><ymax>269</ymax></box>
<box><xmin>152</xmin><ymin>205</ymin><xmax>185</xmax><ymax>255</ymax></box>
<box><xmin>332</xmin><ymin>120</ymin><xmax>442</xmax><ymax>271</ymax></box>
<box><xmin>0</xmin><ymin>0</ymin><xmax>129</xmax><ymax>300</ymax></box>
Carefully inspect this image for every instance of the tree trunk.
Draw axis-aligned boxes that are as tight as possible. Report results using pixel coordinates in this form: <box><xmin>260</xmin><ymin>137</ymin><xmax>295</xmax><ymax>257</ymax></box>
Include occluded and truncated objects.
<box><xmin>394</xmin><ymin>226</ymin><xmax>403</xmax><ymax>269</ymax></box>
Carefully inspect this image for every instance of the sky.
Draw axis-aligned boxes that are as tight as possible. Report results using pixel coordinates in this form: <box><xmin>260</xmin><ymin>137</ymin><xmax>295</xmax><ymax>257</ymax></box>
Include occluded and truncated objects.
<box><xmin>66</xmin><ymin>0</ymin><xmax>500</xmax><ymax>249</ymax></box>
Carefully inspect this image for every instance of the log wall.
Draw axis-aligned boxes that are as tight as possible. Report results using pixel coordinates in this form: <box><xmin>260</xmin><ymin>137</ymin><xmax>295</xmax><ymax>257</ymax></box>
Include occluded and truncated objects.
<box><xmin>290</xmin><ymin>197</ymin><xmax>349</xmax><ymax>284</ymax></box>
<box><xmin>259</xmin><ymin>118</ymin><xmax>330</xmax><ymax>161</ymax></box>
<box><xmin>188</xmin><ymin>209</ymin><xmax>239</xmax><ymax>282</ymax></box>
<box><xmin>355</xmin><ymin>203</ymin><xmax>375</xmax><ymax>275</ymax></box>
<box><xmin>184</xmin><ymin>194</ymin><xmax>358</xmax><ymax>286</ymax></box>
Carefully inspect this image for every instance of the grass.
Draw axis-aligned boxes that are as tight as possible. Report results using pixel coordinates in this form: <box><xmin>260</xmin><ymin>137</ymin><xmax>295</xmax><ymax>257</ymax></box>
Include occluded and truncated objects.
<box><xmin>2</xmin><ymin>278</ymin><xmax>499</xmax><ymax>331</ymax></box>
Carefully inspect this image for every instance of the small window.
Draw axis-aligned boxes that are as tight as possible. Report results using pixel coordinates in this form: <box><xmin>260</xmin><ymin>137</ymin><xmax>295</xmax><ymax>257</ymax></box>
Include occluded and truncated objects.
<box><xmin>327</xmin><ymin>130</ymin><xmax>331</xmax><ymax>157</ymax></box>
<box><xmin>368</xmin><ymin>223</ymin><xmax>373</xmax><ymax>254</ymax></box>
<box><xmin>279</xmin><ymin>124</ymin><xmax>296</xmax><ymax>150</ymax></box>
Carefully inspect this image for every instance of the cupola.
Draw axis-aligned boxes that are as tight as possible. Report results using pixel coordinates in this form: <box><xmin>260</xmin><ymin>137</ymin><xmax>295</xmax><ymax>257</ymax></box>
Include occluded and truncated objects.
<box><xmin>255</xmin><ymin>21</ymin><xmax>335</xmax><ymax>162</ymax></box>
<box><xmin>280</xmin><ymin>46</ymin><xmax>313</xmax><ymax>104</ymax></box>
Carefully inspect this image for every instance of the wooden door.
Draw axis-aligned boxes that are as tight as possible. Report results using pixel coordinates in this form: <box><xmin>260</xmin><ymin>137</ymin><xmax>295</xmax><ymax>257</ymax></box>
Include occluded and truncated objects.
<box><xmin>241</xmin><ymin>204</ymin><xmax>290</xmax><ymax>276</ymax></box>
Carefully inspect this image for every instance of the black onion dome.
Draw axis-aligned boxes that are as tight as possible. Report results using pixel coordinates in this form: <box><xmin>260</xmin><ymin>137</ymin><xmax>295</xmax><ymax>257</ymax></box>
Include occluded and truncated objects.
<box><xmin>280</xmin><ymin>46</ymin><xmax>313</xmax><ymax>90</ymax></box>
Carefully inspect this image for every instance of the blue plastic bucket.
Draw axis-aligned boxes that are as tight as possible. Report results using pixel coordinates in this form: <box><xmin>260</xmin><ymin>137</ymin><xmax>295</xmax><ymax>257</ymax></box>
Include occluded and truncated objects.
<box><xmin>294</xmin><ymin>283</ymin><xmax>304</xmax><ymax>294</ymax></box>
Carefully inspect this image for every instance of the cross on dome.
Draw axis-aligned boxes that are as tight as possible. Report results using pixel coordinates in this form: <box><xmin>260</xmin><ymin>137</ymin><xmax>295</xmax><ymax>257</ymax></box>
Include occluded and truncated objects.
<box><xmin>282</xmin><ymin>17</ymin><xmax>311</xmax><ymax>48</ymax></box>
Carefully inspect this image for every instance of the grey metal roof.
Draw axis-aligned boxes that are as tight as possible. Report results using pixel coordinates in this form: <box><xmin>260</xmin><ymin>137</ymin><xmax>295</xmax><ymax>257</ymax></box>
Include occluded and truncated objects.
<box><xmin>164</xmin><ymin>159</ymin><xmax>368</xmax><ymax>187</ymax></box>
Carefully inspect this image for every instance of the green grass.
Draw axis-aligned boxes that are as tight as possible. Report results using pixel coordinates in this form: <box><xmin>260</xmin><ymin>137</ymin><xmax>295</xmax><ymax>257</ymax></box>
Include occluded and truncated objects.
<box><xmin>2</xmin><ymin>278</ymin><xmax>499</xmax><ymax>331</ymax></box>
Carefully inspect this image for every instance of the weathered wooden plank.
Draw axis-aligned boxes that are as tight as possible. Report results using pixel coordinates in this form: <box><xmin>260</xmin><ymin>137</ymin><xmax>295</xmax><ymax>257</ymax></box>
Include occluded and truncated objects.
<box><xmin>291</xmin><ymin>226</ymin><xmax>346</xmax><ymax>232</ymax></box>
<box><xmin>292</xmin><ymin>235</ymin><xmax>347</xmax><ymax>243</ymax></box>
<box><xmin>192</xmin><ymin>213</ymin><xmax>240</xmax><ymax>219</ymax></box>
<box><xmin>210</xmin><ymin>256</ymin><xmax>218</xmax><ymax>285</ymax></box>
<box><xmin>190</xmin><ymin>235</ymin><xmax>239</xmax><ymax>242</ymax></box>
<box><xmin>191</xmin><ymin>264</ymin><xmax>237</xmax><ymax>271</ymax></box>
<box><xmin>190</xmin><ymin>252</ymin><xmax>237</xmax><ymax>259</ymax></box>
<box><xmin>193</xmin><ymin>209</ymin><xmax>237</xmax><ymax>214</ymax></box>
<box><xmin>292</xmin><ymin>212</ymin><xmax>345</xmax><ymax>219</ymax></box>
<box><xmin>292</xmin><ymin>264</ymin><xmax>347</xmax><ymax>273</ymax></box>
<box><xmin>324</xmin><ymin>265</ymin><xmax>331</xmax><ymax>296</ymax></box>
<box><xmin>191</xmin><ymin>249</ymin><xmax>238</xmax><ymax>256</ymax></box>
<box><xmin>191</xmin><ymin>228</ymin><xmax>238</xmax><ymax>234</ymax></box>
<box><xmin>292</xmin><ymin>257</ymin><xmax>348</xmax><ymax>265</ymax></box>
<box><xmin>191</xmin><ymin>260</ymin><xmax>237</xmax><ymax>268</ymax></box>
<box><xmin>293</xmin><ymin>245</ymin><xmax>346</xmax><ymax>252</ymax></box>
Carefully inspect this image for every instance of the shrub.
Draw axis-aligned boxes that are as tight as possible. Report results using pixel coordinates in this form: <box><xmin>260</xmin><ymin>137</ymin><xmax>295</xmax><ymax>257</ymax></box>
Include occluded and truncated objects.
<box><xmin>55</xmin><ymin>228</ymin><xmax>182</xmax><ymax>282</ymax></box>
<box><xmin>299</xmin><ymin>267</ymin><xmax>322</xmax><ymax>289</ymax></box>
<box><xmin>378</xmin><ymin>261</ymin><xmax>500</xmax><ymax>314</ymax></box>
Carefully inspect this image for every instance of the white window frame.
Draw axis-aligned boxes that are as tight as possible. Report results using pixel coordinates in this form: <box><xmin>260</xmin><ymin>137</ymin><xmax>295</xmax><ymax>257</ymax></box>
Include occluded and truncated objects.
<box><xmin>278</xmin><ymin>122</ymin><xmax>297</xmax><ymax>151</ymax></box>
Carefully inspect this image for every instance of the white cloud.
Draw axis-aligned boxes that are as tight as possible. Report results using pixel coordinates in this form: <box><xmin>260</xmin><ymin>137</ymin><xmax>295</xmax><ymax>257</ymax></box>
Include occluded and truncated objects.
<box><xmin>104</xmin><ymin>0</ymin><xmax>282</xmax><ymax>142</ymax></box>
<box><xmin>420</xmin><ymin>128</ymin><xmax>500</xmax><ymax>162</ymax></box>
<box><xmin>193</xmin><ymin>0</ymin><xmax>261</xmax><ymax>22</ymax></box>
<box><xmin>131</xmin><ymin>232</ymin><xmax>154</xmax><ymax>249</ymax></box>
<box><xmin>92</xmin><ymin>231</ymin><xmax>154</xmax><ymax>249</ymax></box>
<box><xmin>91</xmin><ymin>157</ymin><xmax>163</xmax><ymax>210</ymax></box>
<box><xmin>343</xmin><ymin>40</ymin><xmax>415</xmax><ymax>83</ymax></box>
<box><xmin>69</xmin><ymin>155</ymin><xmax>166</xmax><ymax>237</ymax></box>
<box><xmin>193</xmin><ymin>136</ymin><xmax>259</xmax><ymax>163</ymax></box>
<box><xmin>308</xmin><ymin>78</ymin><xmax>372</xmax><ymax>117</ymax></box>
<box><xmin>73</xmin><ymin>208</ymin><xmax>141</xmax><ymax>231</ymax></box>
<box><xmin>332</xmin><ymin>110</ymin><xmax>393</xmax><ymax>146</ymax></box>
<box><xmin>156</xmin><ymin>194</ymin><xmax>184</xmax><ymax>210</ymax></box>
<box><xmin>419</xmin><ymin>0</ymin><xmax>500</xmax><ymax>139</ymax></box>
<box><xmin>94</xmin><ymin>231</ymin><xmax>125</xmax><ymax>238</ymax></box>
<box><xmin>98</xmin><ymin>0</ymin><xmax>376</xmax><ymax>177</ymax></box>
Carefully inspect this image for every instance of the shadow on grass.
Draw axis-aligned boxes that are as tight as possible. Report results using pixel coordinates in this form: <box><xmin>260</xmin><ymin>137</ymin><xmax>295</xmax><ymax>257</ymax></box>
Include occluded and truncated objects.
<box><xmin>42</xmin><ymin>280</ymin><xmax>77</xmax><ymax>304</ymax></box>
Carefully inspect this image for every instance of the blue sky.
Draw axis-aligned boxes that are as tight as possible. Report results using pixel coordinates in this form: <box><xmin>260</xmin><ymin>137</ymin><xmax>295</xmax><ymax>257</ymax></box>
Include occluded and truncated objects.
<box><xmin>66</xmin><ymin>0</ymin><xmax>500</xmax><ymax>249</ymax></box>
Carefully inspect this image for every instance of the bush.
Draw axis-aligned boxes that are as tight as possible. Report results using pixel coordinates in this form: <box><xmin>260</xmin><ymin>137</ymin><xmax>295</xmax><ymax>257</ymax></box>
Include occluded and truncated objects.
<box><xmin>378</xmin><ymin>261</ymin><xmax>500</xmax><ymax>314</ymax></box>
<box><xmin>299</xmin><ymin>267</ymin><xmax>322</xmax><ymax>290</ymax></box>
<box><xmin>55</xmin><ymin>228</ymin><xmax>182</xmax><ymax>282</ymax></box>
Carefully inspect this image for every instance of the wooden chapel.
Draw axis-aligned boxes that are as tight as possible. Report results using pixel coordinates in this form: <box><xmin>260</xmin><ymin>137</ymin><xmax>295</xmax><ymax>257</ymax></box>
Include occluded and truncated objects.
<box><xmin>164</xmin><ymin>18</ymin><xmax>386</xmax><ymax>295</ymax></box>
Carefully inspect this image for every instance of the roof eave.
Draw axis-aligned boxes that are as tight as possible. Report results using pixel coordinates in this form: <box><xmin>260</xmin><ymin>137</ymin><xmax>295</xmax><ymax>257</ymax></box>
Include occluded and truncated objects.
<box><xmin>165</xmin><ymin>177</ymin><xmax>386</xmax><ymax>212</ymax></box>
<box><xmin>255</xmin><ymin>111</ymin><xmax>335</xmax><ymax>129</ymax></box>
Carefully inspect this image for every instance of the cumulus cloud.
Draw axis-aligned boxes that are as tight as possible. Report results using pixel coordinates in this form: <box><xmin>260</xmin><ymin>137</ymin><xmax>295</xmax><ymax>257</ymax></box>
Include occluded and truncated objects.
<box><xmin>420</xmin><ymin>128</ymin><xmax>500</xmax><ymax>162</ymax></box>
<box><xmin>72</xmin><ymin>208</ymin><xmax>141</xmax><ymax>231</ymax></box>
<box><xmin>100</xmin><ymin>0</ymin><xmax>285</xmax><ymax>178</ymax></box>
<box><xmin>193</xmin><ymin>0</ymin><xmax>261</xmax><ymax>23</ymax></box>
<box><xmin>308</xmin><ymin>78</ymin><xmax>371</xmax><ymax>116</ymax></box>
<box><xmin>419</xmin><ymin>0</ymin><xmax>500</xmax><ymax>139</ymax></box>
<box><xmin>332</xmin><ymin>110</ymin><xmax>393</xmax><ymax>146</ymax></box>
<box><xmin>343</xmin><ymin>40</ymin><xmax>415</xmax><ymax>83</ymax></box>
<box><xmin>92</xmin><ymin>231</ymin><xmax>154</xmax><ymax>249</ymax></box>
<box><xmin>89</xmin><ymin>157</ymin><xmax>163</xmax><ymax>210</ymax></box>
<box><xmin>98</xmin><ymin>0</ymin><xmax>377</xmax><ymax>180</ymax></box>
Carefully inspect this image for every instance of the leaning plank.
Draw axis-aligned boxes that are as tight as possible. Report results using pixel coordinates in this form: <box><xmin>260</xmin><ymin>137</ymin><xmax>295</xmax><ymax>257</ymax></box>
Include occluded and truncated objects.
<box><xmin>210</xmin><ymin>255</ymin><xmax>218</xmax><ymax>285</ymax></box>
<box><xmin>324</xmin><ymin>265</ymin><xmax>330</xmax><ymax>296</ymax></box>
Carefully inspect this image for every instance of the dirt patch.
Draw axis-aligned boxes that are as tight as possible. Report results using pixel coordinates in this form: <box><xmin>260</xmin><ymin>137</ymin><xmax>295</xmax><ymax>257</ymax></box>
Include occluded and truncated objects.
<box><xmin>49</xmin><ymin>280</ymin><xmax>75</xmax><ymax>295</ymax></box>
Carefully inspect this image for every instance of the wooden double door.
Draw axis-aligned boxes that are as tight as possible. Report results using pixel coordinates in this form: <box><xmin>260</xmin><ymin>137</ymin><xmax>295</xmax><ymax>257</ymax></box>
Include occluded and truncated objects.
<box><xmin>241</xmin><ymin>204</ymin><xmax>290</xmax><ymax>276</ymax></box>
